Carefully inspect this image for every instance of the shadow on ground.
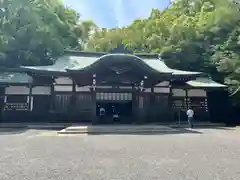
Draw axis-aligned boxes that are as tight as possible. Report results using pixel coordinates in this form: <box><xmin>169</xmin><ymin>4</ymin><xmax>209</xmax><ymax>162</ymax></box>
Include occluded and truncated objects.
<box><xmin>84</xmin><ymin>127</ymin><xmax>203</xmax><ymax>136</ymax></box>
<box><xmin>0</xmin><ymin>128</ymin><xmax>27</xmax><ymax>135</ymax></box>
<box><xmin>27</xmin><ymin>127</ymin><xmax>65</xmax><ymax>131</ymax></box>
<box><xmin>188</xmin><ymin>126</ymin><xmax>235</xmax><ymax>131</ymax></box>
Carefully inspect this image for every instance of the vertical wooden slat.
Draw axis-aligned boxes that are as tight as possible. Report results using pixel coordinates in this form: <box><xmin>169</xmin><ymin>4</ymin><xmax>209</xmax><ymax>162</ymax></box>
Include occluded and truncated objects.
<box><xmin>168</xmin><ymin>84</ymin><xmax>173</xmax><ymax>121</ymax></box>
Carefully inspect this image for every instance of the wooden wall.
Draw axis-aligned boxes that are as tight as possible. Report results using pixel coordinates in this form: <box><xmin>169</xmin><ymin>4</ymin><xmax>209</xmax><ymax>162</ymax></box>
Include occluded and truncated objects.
<box><xmin>0</xmin><ymin>76</ymin><xmax>225</xmax><ymax>123</ymax></box>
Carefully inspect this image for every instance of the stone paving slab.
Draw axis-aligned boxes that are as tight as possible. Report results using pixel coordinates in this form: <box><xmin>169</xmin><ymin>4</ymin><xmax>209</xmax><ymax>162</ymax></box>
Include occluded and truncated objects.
<box><xmin>58</xmin><ymin>125</ymin><xmax>179</xmax><ymax>134</ymax></box>
<box><xmin>0</xmin><ymin>128</ymin><xmax>240</xmax><ymax>180</ymax></box>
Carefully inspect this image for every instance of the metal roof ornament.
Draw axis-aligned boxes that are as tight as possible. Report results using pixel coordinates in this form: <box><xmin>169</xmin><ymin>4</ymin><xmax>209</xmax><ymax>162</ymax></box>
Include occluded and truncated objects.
<box><xmin>110</xmin><ymin>66</ymin><xmax>131</xmax><ymax>75</ymax></box>
<box><xmin>158</xmin><ymin>54</ymin><xmax>164</xmax><ymax>61</ymax></box>
<box><xmin>110</xmin><ymin>43</ymin><xmax>133</xmax><ymax>54</ymax></box>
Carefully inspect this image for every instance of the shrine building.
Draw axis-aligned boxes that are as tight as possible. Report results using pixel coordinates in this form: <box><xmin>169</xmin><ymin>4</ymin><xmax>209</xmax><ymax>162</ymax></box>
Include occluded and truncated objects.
<box><xmin>0</xmin><ymin>51</ymin><xmax>228</xmax><ymax>124</ymax></box>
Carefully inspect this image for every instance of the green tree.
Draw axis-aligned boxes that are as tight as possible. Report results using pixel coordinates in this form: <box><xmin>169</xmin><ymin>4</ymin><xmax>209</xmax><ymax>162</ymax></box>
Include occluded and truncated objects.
<box><xmin>86</xmin><ymin>0</ymin><xmax>240</xmax><ymax>85</ymax></box>
<box><xmin>0</xmin><ymin>0</ymin><xmax>88</xmax><ymax>67</ymax></box>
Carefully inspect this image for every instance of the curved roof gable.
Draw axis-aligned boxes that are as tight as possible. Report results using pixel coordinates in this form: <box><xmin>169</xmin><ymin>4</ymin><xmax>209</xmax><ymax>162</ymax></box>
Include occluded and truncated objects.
<box><xmin>20</xmin><ymin>52</ymin><xmax>202</xmax><ymax>76</ymax></box>
<box><xmin>67</xmin><ymin>53</ymin><xmax>172</xmax><ymax>74</ymax></box>
<box><xmin>142</xmin><ymin>58</ymin><xmax>201</xmax><ymax>76</ymax></box>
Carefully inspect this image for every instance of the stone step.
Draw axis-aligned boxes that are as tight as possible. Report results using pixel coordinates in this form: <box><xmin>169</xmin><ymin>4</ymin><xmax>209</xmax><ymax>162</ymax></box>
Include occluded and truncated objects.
<box><xmin>58</xmin><ymin>125</ymin><xmax>179</xmax><ymax>134</ymax></box>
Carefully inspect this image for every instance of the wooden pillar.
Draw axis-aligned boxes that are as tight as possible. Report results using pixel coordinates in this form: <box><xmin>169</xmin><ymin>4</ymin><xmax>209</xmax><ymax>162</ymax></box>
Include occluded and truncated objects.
<box><xmin>70</xmin><ymin>80</ymin><xmax>76</xmax><ymax>119</ymax></box>
<box><xmin>137</xmin><ymin>79</ymin><xmax>145</xmax><ymax>124</ymax></box>
<box><xmin>91</xmin><ymin>90</ymin><xmax>97</xmax><ymax>124</ymax></box>
<box><xmin>185</xmin><ymin>89</ymin><xmax>189</xmax><ymax>109</ymax></box>
<box><xmin>168</xmin><ymin>83</ymin><xmax>173</xmax><ymax>122</ymax></box>
<box><xmin>28</xmin><ymin>83</ymin><xmax>33</xmax><ymax>111</ymax></box>
<box><xmin>50</xmin><ymin>77</ymin><xmax>55</xmax><ymax>111</ymax></box>
<box><xmin>205</xmin><ymin>89</ymin><xmax>210</xmax><ymax>121</ymax></box>
<box><xmin>132</xmin><ymin>84</ymin><xmax>137</xmax><ymax>123</ymax></box>
<box><xmin>2</xmin><ymin>86</ymin><xmax>7</xmax><ymax>121</ymax></box>
<box><xmin>150</xmin><ymin>86</ymin><xmax>154</xmax><ymax>121</ymax></box>
<box><xmin>71</xmin><ymin>80</ymin><xmax>76</xmax><ymax>110</ymax></box>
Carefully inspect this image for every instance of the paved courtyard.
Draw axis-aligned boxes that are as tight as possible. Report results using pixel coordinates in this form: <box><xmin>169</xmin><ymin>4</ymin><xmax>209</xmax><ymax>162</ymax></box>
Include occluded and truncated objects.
<box><xmin>0</xmin><ymin>127</ymin><xmax>240</xmax><ymax>180</ymax></box>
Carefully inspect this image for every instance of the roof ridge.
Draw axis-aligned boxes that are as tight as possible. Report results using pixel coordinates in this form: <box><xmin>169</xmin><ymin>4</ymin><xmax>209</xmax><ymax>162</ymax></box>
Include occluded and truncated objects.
<box><xmin>64</xmin><ymin>50</ymin><xmax>160</xmax><ymax>59</ymax></box>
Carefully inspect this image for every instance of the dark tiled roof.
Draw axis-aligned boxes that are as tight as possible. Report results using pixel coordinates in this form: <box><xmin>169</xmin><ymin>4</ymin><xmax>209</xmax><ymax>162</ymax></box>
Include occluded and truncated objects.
<box><xmin>0</xmin><ymin>72</ymin><xmax>32</xmax><ymax>84</ymax></box>
<box><xmin>186</xmin><ymin>78</ymin><xmax>226</xmax><ymax>88</ymax></box>
<box><xmin>20</xmin><ymin>51</ymin><xmax>202</xmax><ymax>76</ymax></box>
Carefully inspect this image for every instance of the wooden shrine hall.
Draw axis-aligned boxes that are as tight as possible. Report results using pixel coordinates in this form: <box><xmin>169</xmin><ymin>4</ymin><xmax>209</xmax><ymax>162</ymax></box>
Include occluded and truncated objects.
<box><xmin>0</xmin><ymin>51</ymin><xmax>229</xmax><ymax>124</ymax></box>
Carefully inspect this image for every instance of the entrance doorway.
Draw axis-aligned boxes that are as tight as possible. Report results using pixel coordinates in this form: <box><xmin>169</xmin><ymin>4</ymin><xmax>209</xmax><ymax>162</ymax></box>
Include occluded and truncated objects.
<box><xmin>96</xmin><ymin>101</ymin><xmax>133</xmax><ymax>124</ymax></box>
<box><xmin>95</xmin><ymin>92</ymin><xmax>133</xmax><ymax>124</ymax></box>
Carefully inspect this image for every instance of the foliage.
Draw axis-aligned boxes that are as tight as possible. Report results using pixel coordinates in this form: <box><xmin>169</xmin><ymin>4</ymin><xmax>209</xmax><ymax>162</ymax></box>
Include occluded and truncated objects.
<box><xmin>86</xmin><ymin>0</ymin><xmax>240</xmax><ymax>97</ymax></box>
<box><xmin>0</xmin><ymin>0</ymin><xmax>96</xmax><ymax>67</ymax></box>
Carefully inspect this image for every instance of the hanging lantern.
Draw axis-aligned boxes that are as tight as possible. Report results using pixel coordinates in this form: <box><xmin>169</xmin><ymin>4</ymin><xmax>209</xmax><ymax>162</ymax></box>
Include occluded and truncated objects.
<box><xmin>140</xmin><ymin>80</ymin><xmax>144</xmax><ymax>92</ymax></box>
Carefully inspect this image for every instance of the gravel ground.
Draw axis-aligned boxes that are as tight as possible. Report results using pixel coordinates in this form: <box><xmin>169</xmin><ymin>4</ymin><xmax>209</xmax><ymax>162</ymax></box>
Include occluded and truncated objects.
<box><xmin>0</xmin><ymin>128</ymin><xmax>240</xmax><ymax>180</ymax></box>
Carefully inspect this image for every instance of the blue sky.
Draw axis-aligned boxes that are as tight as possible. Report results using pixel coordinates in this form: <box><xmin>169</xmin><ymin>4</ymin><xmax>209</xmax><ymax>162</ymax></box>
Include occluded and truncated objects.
<box><xmin>64</xmin><ymin>0</ymin><xmax>171</xmax><ymax>28</ymax></box>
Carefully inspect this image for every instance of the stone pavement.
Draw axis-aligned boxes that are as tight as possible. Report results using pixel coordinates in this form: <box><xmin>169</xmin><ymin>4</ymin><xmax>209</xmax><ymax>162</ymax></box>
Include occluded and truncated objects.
<box><xmin>58</xmin><ymin>125</ymin><xmax>179</xmax><ymax>134</ymax></box>
<box><xmin>0</xmin><ymin>128</ymin><xmax>239</xmax><ymax>180</ymax></box>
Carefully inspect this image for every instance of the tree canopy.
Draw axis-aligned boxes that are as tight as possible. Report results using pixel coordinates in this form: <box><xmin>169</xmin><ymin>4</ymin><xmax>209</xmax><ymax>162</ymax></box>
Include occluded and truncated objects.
<box><xmin>0</xmin><ymin>0</ymin><xmax>96</xmax><ymax>67</ymax></box>
<box><xmin>86</xmin><ymin>0</ymin><xmax>240</xmax><ymax>102</ymax></box>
